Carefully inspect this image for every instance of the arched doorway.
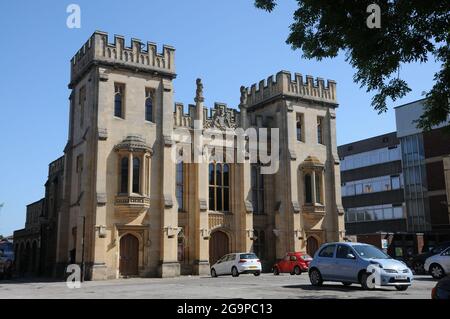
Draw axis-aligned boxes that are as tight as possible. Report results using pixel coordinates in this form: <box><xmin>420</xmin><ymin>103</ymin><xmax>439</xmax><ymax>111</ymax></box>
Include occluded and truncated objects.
<box><xmin>209</xmin><ymin>231</ymin><xmax>229</xmax><ymax>265</ymax></box>
<box><xmin>306</xmin><ymin>236</ymin><xmax>319</xmax><ymax>257</ymax></box>
<box><xmin>119</xmin><ymin>234</ymin><xmax>139</xmax><ymax>276</ymax></box>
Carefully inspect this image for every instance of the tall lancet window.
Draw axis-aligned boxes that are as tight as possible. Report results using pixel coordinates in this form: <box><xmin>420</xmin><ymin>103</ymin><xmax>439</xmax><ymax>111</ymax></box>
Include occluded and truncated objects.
<box><xmin>145</xmin><ymin>88</ymin><xmax>153</xmax><ymax>122</ymax></box>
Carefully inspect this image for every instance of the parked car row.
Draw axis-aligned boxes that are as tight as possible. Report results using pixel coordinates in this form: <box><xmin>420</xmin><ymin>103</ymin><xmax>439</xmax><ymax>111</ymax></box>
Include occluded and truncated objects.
<box><xmin>209</xmin><ymin>241</ymin><xmax>450</xmax><ymax>298</ymax></box>
<box><xmin>408</xmin><ymin>241</ymin><xmax>450</xmax><ymax>275</ymax></box>
<box><xmin>0</xmin><ymin>240</ymin><xmax>14</xmax><ymax>280</ymax></box>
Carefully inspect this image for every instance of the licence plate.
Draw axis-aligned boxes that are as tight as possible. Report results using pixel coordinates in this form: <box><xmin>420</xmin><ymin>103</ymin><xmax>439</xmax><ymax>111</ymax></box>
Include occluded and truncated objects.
<box><xmin>249</xmin><ymin>266</ymin><xmax>257</xmax><ymax>269</ymax></box>
<box><xmin>395</xmin><ymin>275</ymin><xmax>407</xmax><ymax>280</ymax></box>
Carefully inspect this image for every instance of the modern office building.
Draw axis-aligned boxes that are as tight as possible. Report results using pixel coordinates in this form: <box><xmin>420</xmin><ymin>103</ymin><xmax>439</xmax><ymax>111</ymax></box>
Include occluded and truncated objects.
<box><xmin>395</xmin><ymin>99</ymin><xmax>450</xmax><ymax>238</ymax></box>
<box><xmin>338</xmin><ymin>132</ymin><xmax>405</xmax><ymax>236</ymax></box>
<box><xmin>338</xmin><ymin>98</ymin><xmax>450</xmax><ymax>258</ymax></box>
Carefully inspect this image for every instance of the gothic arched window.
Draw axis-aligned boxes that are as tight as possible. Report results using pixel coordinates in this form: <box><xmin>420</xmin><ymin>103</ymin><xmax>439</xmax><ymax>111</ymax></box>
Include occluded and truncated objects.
<box><xmin>251</xmin><ymin>164</ymin><xmax>264</xmax><ymax>214</ymax></box>
<box><xmin>145</xmin><ymin>88</ymin><xmax>153</xmax><ymax>122</ymax></box>
<box><xmin>209</xmin><ymin>163</ymin><xmax>230</xmax><ymax>212</ymax></box>
<box><xmin>114</xmin><ymin>83</ymin><xmax>124</xmax><ymax>118</ymax></box>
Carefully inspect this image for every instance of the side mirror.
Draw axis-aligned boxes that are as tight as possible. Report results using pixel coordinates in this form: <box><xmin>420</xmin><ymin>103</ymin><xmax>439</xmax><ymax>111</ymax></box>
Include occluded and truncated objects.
<box><xmin>347</xmin><ymin>253</ymin><xmax>356</xmax><ymax>259</ymax></box>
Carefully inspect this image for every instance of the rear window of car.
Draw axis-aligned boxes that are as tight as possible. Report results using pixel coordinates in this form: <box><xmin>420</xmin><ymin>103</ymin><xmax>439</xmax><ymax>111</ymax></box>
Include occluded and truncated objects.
<box><xmin>240</xmin><ymin>253</ymin><xmax>257</xmax><ymax>259</ymax></box>
<box><xmin>318</xmin><ymin>245</ymin><xmax>336</xmax><ymax>258</ymax></box>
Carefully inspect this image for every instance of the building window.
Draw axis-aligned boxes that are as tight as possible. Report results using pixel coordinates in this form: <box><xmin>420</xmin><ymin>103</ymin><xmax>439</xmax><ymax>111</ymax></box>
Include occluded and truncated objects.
<box><xmin>296</xmin><ymin>113</ymin><xmax>304</xmax><ymax>142</ymax></box>
<box><xmin>76</xmin><ymin>154</ymin><xmax>83</xmax><ymax>195</ymax></box>
<box><xmin>253</xmin><ymin>230</ymin><xmax>265</xmax><ymax>259</ymax></box>
<box><xmin>176</xmin><ymin>162</ymin><xmax>184</xmax><ymax>211</ymax></box>
<box><xmin>208</xmin><ymin>163</ymin><xmax>230</xmax><ymax>212</ymax></box>
<box><xmin>345</xmin><ymin>204</ymin><xmax>404</xmax><ymax>223</ymax></box>
<box><xmin>317</xmin><ymin>117</ymin><xmax>324</xmax><ymax>144</ymax></box>
<box><xmin>305</xmin><ymin>174</ymin><xmax>312</xmax><ymax>203</ymax></box>
<box><xmin>114</xmin><ymin>83</ymin><xmax>124</xmax><ymax>118</ymax></box>
<box><xmin>132</xmin><ymin>157</ymin><xmax>140</xmax><ymax>193</ymax></box>
<box><xmin>79</xmin><ymin>86</ymin><xmax>86</xmax><ymax>128</ymax></box>
<box><xmin>251</xmin><ymin>164</ymin><xmax>264</xmax><ymax>214</ymax></box>
<box><xmin>315</xmin><ymin>172</ymin><xmax>322</xmax><ymax>203</ymax></box>
<box><xmin>145</xmin><ymin>88</ymin><xmax>153</xmax><ymax>122</ymax></box>
<box><xmin>120</xmin><ymin>157</ymin><xmax>128</xmax><ymax>193</ymax></box>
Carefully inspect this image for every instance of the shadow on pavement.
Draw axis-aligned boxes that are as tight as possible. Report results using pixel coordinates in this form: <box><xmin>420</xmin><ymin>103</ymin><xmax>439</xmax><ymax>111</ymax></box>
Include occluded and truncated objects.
<box><xmin>0</xmin><ymin>277</ymin><xmax>63</xmax><ymax>285</ymax></box>
<box><xmin>282</xmin><ymin>283</ymin><xmax>393</xmax><ymax>293</ymax></box>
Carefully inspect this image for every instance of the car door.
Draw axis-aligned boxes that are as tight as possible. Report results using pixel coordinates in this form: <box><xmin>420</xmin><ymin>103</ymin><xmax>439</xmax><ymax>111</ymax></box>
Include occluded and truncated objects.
<box><xmin>439</xmin><ymin>248</ymin><xmax>450</xmax><ymax>273</ymax></box>
<box><xmin>334</xmin><ymin>244</ymin><xmax>358</xmax><ymax>282</ymax></box>
<box><xmin>280</xmin><ymin>255</ymin><xmax>290</xmax><ymax>272</ymax></box>
<box><xmin>213</xmin><ymin>255</ymin><xmax>225</xmax><ymax>275</ymax></box>
<box><xmin>216</xmin><ymin>255</ymin><xmax>229</xmax><ymax>275</ymax></box>
<box><xmin>223</xmin><ymin>254</ymin><xmax>235</xmax><ymax>275</ymax></box>
<box><xmin>315</xmin><ymin>244</ymin><xmax>337</xmax><ymax>280</ymax></box>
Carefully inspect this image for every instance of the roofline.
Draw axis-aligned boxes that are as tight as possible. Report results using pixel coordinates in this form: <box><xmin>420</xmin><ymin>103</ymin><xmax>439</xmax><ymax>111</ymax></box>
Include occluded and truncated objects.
<box><xmin>338</xmin><ymin>131</ymin><xmax>397</xmax><ymax>149</ymax></box>
<box><xmin>394</xmin><ymin>97</ymin><xmax>427</xmax><ymax>110</ymax></box>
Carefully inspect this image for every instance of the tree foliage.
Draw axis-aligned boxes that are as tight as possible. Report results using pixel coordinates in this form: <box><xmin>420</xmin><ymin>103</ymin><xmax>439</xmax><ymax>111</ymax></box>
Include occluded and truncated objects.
<box><xmin>254</xmin><ymin>0</ymin><xmax>450</xmax><ymax>129</ymax></box>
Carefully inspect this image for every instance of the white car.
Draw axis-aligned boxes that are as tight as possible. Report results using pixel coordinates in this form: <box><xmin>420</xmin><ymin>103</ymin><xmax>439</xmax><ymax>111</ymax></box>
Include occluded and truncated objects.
<box><xmin>211</xmin><ymin>253</ymin><xmax>262</xmax><ymax>277</ymax></box>
<box><xmin>424</xmin><ymin>247</ymin><xmax>450</xmax><ymax>279</ymax></box>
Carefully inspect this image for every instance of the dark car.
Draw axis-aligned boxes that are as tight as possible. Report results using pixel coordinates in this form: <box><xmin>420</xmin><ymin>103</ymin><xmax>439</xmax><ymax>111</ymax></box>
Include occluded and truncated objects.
<box><xmin>0</xmin><ymin>241</ymin><xmax>14</xmax><ymax>280</ymax></box>
<box><xmin>410</xmin><ymin>241</ymin><xmax>450</xmax><ymax>275</ymax></box>
<box><xmin>431</xmin><ymin>276</ymin><xmax>450</xmax><ymax>299</ymax></box>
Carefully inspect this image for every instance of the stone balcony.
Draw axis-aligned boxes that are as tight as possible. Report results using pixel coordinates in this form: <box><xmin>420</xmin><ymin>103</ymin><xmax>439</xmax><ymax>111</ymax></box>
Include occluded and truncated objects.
<box><xmin>114</xmin><ymin>194</ymin><xmax>150</xmax><ymax>216</ymax></box>
<box><xmin>302</xmin><ymin>203</ymin><xmax>326</xmax><ymax>229</ymax></box>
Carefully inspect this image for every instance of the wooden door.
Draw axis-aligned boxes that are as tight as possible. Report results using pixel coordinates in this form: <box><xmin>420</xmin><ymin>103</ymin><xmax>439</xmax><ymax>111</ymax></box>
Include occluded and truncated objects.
<box><xmin>306</xmin><ymin>236</ymin><xmax>319</xmax><ymax>257</ymax></box>
<box><xmin>120</xmin><ymin>234</ymin><xmax>139</xmax><ymax>276</ymax></box>
<box><xmin>209</xmin><ymin>231</ymin><xmax>229</xmax><ymax>265</ymax></box>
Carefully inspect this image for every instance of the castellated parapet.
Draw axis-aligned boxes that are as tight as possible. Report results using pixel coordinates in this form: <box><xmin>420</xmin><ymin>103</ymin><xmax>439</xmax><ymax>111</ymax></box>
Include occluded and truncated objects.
<box><xmin>243</xmin><ymin>71</ymin><xmax>337</xmax><ymax>108</ymax></box>
<box><xmin>174</xmin><ymin>102</ymin><xmax>240</xmax><ymax>129</ymax></box>
<box><xmin>70</xmin><ymin>31</ymin><xmax>175</xmax><ymax>87</ymax></box>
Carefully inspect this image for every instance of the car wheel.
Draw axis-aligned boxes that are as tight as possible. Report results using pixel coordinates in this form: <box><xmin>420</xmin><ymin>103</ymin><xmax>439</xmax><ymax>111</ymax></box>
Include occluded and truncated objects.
<box><xmin>309</xmin><ymin>269</ymin><xmax>323</xmax><ymax>286</ymax></box>
<box><xmin>253</xmin><ymin>271</ymin><xmax>261</xmax><ymax>277</ymax></box>
<box><xmin>395</xmin><ymin>285</ymin><xmax>408</xmax><ymax>291</ymax></box>
<box><xmin>342</xmin><ymin>282</ymin><xmax>352</xmax><ymax>287</ymax></box>
<box><xmin>360</xmin><ymin>273</ymin><xmax>375</xmax><ymax>290</ymax></box>
<box><xmin>273</xmin><ymin>267</ymin><xmax>280</xmax><ymax>275</ymax></box>
<box><xmin>413</xmin><ymin>262</ymin><xmax>425</xmax><ymax>275</ymax></box>
<box><xmin>231</xmin><ymin>267</ymin><xmax>239</xmax><ymax>277</ymax></box>
<box><xmin>294</xmin><ymin>266</ymin><xmax>301</xmax><ymax>275</ymax></box>
<box><xmin>430</xmin><ymin>263</ymin><xmax>445</xmax><ymax>279</ymax></box>
<box><xmin>211</xmin><ymin>268</ymin><xmax>218</xmax><ymax>278</ymax></box>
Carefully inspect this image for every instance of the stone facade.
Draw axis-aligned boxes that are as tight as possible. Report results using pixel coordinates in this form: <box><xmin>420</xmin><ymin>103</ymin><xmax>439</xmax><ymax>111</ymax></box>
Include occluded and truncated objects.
<box><xmin>23</xmin><ymin>31</ymin><xmax>345</xmax><ymax>280</ymax></box>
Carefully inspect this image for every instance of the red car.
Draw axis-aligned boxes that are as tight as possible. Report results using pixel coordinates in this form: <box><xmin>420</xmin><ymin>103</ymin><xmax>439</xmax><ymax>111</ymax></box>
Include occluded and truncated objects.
<box><xmin>273</xmin><ymin>252</ymin><xmax>312</xmax><ymax>275</ymax></box>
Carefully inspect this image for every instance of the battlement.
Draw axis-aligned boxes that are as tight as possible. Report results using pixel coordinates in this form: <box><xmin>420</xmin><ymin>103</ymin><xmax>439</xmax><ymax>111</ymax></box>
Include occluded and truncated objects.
<box><xmin>243</xmin><ymin>71</ymin><xmax>337</xmax><ymax>107</ymax></box>
<box><xmin>174</xmin><ymin>102</ymin><xmax>239</xmax><ymax>129</ymax></box>
<box><xmin>70</xmin><ymin>31</ymin><xmax>176</xmax><ymax>87</ymax></box>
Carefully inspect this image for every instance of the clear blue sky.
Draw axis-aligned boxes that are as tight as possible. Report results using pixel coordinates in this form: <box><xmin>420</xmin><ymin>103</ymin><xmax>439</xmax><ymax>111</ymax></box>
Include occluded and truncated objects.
<box><xmin>0</xmin><ymin>1</ymin><xmax>441</xmax><ymax>236</ymax></box>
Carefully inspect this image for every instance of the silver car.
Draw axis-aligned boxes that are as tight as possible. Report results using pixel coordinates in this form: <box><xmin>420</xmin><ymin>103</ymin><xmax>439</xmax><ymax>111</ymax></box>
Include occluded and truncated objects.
<box><xmin>308</xmin><ymin>242</ymin><xmax>413</xmax><ymax>291</ymax></box>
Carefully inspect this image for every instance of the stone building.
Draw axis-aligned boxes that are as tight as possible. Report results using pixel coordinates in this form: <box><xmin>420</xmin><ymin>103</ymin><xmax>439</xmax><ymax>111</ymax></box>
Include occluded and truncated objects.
<box><xmin>14</xmin><ymin>156</ymin><xmax>65</xmax><ymax>276</ymax></box>
<box><xmin>18</xmin><ymin>31</ymin><xmax>345</xmax><ymax>280</ymax></box>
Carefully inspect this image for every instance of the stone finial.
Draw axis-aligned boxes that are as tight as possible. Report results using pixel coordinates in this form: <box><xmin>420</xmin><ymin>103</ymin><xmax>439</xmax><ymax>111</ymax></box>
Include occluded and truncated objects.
<box><xmin>240</xmin><ymin>86</ymin><xmax>248</xmax><ymax>107</ymax></box>
<box><xmin>195</xmin><ymin>78</ymin><xmax>204</xmax><ymax>103</ymax></box>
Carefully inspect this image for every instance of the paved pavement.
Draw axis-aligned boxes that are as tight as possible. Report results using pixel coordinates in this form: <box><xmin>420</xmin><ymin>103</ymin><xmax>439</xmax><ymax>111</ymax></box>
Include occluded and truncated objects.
<box><xmin>0</xmin><ymin>273</ymin><xmax>436</xmax><ymax>299</ymax></box>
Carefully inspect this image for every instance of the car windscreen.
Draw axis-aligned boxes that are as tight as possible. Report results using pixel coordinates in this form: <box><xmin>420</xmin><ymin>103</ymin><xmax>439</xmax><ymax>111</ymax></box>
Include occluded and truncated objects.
<box><xmin>240</xmin><ymin>253</ymin><xmax>257</xmax><ymax>259</ymax></box>
<box><xmin>353</xmin><ymin>245</ymin><xmax>390</xmax><ymax>259</ymax></box>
